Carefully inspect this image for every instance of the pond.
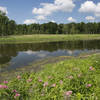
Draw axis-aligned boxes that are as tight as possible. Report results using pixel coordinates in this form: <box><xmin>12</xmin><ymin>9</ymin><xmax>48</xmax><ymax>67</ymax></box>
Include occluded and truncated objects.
<box><xmin>0</xmin><ymin>40</ymin><xmax>100</xmax><ymax>72</ymax></box>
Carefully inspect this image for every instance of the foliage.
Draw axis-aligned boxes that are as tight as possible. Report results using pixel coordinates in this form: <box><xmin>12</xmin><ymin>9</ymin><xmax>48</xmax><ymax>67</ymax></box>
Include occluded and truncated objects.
<box><xmin>0</xmin><ymin>13</ymin><xmax>100</xmax><ymax>36</ymax></box>
<box><xmin>0</xmin><ymin>54</ymin><xmax>100</xmax><ymax>99</ymax></box>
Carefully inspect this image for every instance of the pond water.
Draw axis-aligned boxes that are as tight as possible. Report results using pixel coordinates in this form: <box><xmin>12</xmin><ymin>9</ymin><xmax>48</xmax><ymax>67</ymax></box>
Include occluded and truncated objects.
<box><xmin>0</xmin><ymin>40</ymin><xmax>100</xmax><ymax>72</ymax></box>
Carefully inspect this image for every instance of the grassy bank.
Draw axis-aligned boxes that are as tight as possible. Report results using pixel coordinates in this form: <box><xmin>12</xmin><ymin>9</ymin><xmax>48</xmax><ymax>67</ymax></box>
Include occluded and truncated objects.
<box><xmin>0</xmin><ymin>54</ymin><xmax>100</xmax><ymax>99</ymax></box>
<box><xmin>0</xmin><ymin>34</ymin><xmax>100</xmax><ymax>44</ymax></box>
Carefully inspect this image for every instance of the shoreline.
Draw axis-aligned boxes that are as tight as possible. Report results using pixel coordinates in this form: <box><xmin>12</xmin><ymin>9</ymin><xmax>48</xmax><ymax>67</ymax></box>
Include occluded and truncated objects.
<box><xmin>0</xmin><ymin>52</ymin><xmax>99</xmax><ymax>82</ymax></box>
<box><xmin>0</xmin><ymin>34</ymin><xmax>100</xmax><ymax>44</ymax></box>
<box><xmin>0</xmin><ymin>53</ymin><xmax>100</xmax><ymax>99</ymax></box>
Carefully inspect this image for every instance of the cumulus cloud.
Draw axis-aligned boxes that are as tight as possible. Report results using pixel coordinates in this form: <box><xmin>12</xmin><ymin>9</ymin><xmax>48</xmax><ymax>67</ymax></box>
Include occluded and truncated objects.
<box><xmin>67</xmin><ymin>17</ymin><xmax>76</xmax><ymax>22</ymax></box>
<box><xmin>85</xmin><ymin>16</ymin><xmax>95</xmax><ymax>21</ymax></box>
<box><xmin>24</xmin><ymin>19</ymin><xmax>37</xmax><ymax>24</ymax></box>
<box><xmin>79</xmin><ymin>1</ymin><xmax>100</xmax><ymax>17</ymax></box>
<box><xmin>36</xmin><ymin>15</ymin><xmax>46</xmax><ymax>20</ymax></box>
<box><xmin>79</xmin><ymin>1</ymin><xmax>96</xmax><ymax>13</ymax></box>
<box><xmin>32</xmin><ymin>0</ymin><xmax>75</xmax><ymax>19</ymax></box>
<box><xmin>51</xmin><ymin>20</ymin><xmax>56</xmax><ymax>23</ymax></box>
<box><xmin>0</xmin><ymin>6</ymin><xmax>8</xmax><ymax>14</ymax></box>
<box><xmin>33</xmin><ymin>3</ymin><xmax>58</xmax><ymax>16</ymax></box>
<box><xmin>95</xmin><ymin>3</ymin><xmax>100</xmax><ymax>17</ymax></box>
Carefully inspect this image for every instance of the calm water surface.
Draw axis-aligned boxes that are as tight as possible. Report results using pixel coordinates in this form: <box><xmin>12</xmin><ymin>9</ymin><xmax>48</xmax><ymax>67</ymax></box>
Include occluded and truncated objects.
<box><xmin>0</xmin><ymin>40</ymin><xmax>100</xmax><ymax>72</ymax></box>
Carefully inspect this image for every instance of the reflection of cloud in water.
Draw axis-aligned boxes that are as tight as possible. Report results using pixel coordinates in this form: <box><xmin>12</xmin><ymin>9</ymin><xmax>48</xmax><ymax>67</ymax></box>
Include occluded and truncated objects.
<box><xmin>25</xmin><ymin>50</ymin><xmax>37</xmax><ymax>55</ymax></box>
<box><xmin>6</xmin><ymin>49</ymin><xmax>100</xmax><ymax>70</ymax></box>
<box><xmin>67</xmin><ymin>50</ymin><xmax>73</xmax><ymax>55</ymax></box>
<box><xmin>23</xmin><ymin>49</ymin><xmax>98</xmax><ymax>58</ymax></box>
<box><xmin>24</xmin><ymin>50</ymin><xmax>48</xmax><ymax>57</ymax></box>
<box><xmin>37</xmin><ymin>53</ymin><xmax>47</xmax><ymax>57</ymax></box>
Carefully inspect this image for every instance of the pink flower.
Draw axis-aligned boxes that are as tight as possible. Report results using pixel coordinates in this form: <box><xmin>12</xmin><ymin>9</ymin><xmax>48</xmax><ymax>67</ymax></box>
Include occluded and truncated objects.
<box><xmin>65</xmin><ymin>91</ymin><xmax>72</xmax><ymax>96</ymax></box>
<box><xmin>14</xmin><ymin>93</ymin><xmax>20</xmax><ymax>99</ymax></box>
<box><xmin>43</xmin><ymin>82</ymin><xmax>48</xmax><ymax>87</ymax></box>
<box><xmin>89</xmin><ymin>66</ymin><xmax>94</xmax><ymax>71</ymax></box>
<box><xmin>27</xmin><ymin>78</ymin><xmax>32</xmax><ymax>82</ymax></box>
<box><xmin>15</xmin><ymin>93</ymin><xmax>20</xmax><ymax>96</ymax></box>
<box><xmin>52</xmin><ymin>84</ymin><xmax>56</xmax><ymax>87</ymax></box>
<box><xmin>38</xmin><ymin>79</ymin><xmax>42</xmax><ymax>82</ymax></box>
<box><xmin>3</xmin><ymin>81</ymin><xmax>8</xmax><ymax>84</ymax></box>
<box><xmin>86</xmin><ymin>84</ymin><xmax>92</xmax><ymax>88</ymax></box>
<box><xmin>12</xmin><ymin>90</ymin><xmax>17</xmax><ymax>93</ymax></box>
<box><xmin>3</xmin><ymin>85</ymin><xmax>8</xmax><ymax>89</ymax></box>
<box><xmin>68</xmin><ymin>76</ymin><xmax>73</xmax><ymax>79</ymax></box>
<box><xmin>0</xmin><ymin>85</ymin><xmax>8</xmax><ymax>89</ymax></box>
<box><xmin>0</xmin><ymin>85</ymin><xmax>3</xmax><ymax>89</ymax></box>
<box><xmin>17</xmin><ymin>75</ymin><xmax>21</xmax><ymax>79</ymax></box>
<box><xmin>60</xmin><ymin>80</ymin><xmax>63</xmax><ymax>85</ymax></box>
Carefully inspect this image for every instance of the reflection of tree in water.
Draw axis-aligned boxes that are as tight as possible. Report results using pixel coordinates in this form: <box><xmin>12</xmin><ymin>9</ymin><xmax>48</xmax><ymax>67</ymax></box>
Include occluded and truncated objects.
<box><xmin>0</xmin><ymin>44</ymin><xmax>18</xmax><ymax>64</ymax></box>
<box><xmin>0</xmin><ymin>40</ymin><xmax>100</xmax><ymax>64</ymax></box>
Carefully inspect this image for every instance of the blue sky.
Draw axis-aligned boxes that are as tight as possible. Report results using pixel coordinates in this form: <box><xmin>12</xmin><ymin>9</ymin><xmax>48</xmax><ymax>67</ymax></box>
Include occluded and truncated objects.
<box><xmin>0</xmin><ymin>0</ymin><xmax>100</xmax><ymax>24</ymax></box>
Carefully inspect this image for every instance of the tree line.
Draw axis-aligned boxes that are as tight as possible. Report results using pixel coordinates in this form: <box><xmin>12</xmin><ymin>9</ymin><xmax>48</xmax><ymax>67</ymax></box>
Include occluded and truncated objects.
<box><xmin>0</xmin><ymin>12</ymin><xmax>100</xmax><ymax>36</ymax></box>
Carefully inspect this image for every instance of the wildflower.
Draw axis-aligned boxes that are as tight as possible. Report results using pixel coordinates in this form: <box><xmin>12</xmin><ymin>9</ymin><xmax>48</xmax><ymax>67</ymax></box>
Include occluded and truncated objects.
<box><xmin>0</xmin><ymin>85</ymin><xmax>3</xmax><ymax>89</ymax></box>
<box><xmin>0</xmin><ymin>85</ymin><xmax>8</xmax><ymax>89</ymax></box>
<box><xmin>3</xmin><ymin>85</ymin><xmax>8</xmax><ymax>89</ymax></box>
<box><xmin>60</xmin><ymin>80</ymin><xmax>63</xmax><ymax>85</ymax></box>
<box><xmin>68</xmin><ymin>76</ymin><xmax>73</xmax><ymax>79</ymax></box>
<box><xmin>12</xmin><ymin>90</ymin><xmax>17</xmax><ymax>93</ymax></box>
<box><xmin>27</xmin><ymin>78</ymin><xmax>32</xmax><ymax>82</ymax></box>
<box><xmin>38</xmin><ymin>79</ymin><xmax>42</xmax><ymax>82</ymax></box>
<box><xmin>17</xmin><ymin>75</ymin><xmax>21</xmax><ymax>79</ymax></box>
<box><xmin>43</xmin><ymin>82</ymin><xmax>48</xmax><ymax>87</ymax></box>
<box><xmin>86</xmin><ymin>84</ymin><xmax>92</xmax><ymax>88</ymax></box>
<box><xmin>3</xmin><ymin>81</ymin><xmax>8</xmax><ymax>84</ymax></box>
<box><xmin>14</xmin><ymin>93</ymin><xmax>20</xmax><ymax>99</ymax></box>
<box><xmin>65</xmin><ymin>91</ymin><xmax>72</xmax><ymax>96</ymax></box>
<box><xmin>89</xmin><ymin>66</ymin><xmax>94</xmax><ymax>71</ymax></box>
<box><xmin>52</xmin><ymin>84</ymin><xmax>56</xmax><ymax>87</ymax></box>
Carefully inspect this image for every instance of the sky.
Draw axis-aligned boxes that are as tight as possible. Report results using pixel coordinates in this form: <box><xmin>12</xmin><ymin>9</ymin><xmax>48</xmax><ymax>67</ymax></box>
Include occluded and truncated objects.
<box><xmin>0</xmin><ymin>0</ymin><xmax>100</xmax><ymax>24</ymax></box>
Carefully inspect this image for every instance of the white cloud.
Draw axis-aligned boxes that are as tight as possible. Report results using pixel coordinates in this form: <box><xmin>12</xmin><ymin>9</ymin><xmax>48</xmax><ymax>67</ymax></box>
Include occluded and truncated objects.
<box><xmin>51</xmin><ymin>20</ymin><xmax>56</xmax><ymax>23</ymax></box>
<box><xmin>33</xmin><ymin>3</ymin><xmax>58</xmax><ymax>16</ymax></box>
<box><xmin>24</xmin><ymin>19</ymin><xmax>37</xmax><ymax>24</ymax></box>
<box><xmin>85</xmin><ymin>16</ymin><xmax>95</xmax><ymax>21</ymax></box>
<box><xmin>95</xmin><ymin>3</ymin><xmax>100</xmax><ymax>17</ymax></box>
<box><xmin>79</xmin><ymin>1</ymin><xmax>96</xmax><ymax>13</ymax></box>
<box><xmin>79</xmin><ymin>1</ymin><xmax>100</xmax><ymax>17</ymax></box>
<box><xmin>36</xmin><ymin>15</ymin><xmax>46</xmax><ymax>20</ymax></box>
<box><xmin>0</xmin><ymin>6</ymin><xmax>8</xmax><ymax>14</ymax></box>
<box><xmin>54</xmin><ymin>0</ymin><xmax>75</xmax><ymax>12</ymax></box>
<box><xmin>67</xmin><ymin>17</ymin><xmax>76</xmax><ymax>22</ymax></box>
<box><xmin>32</xmin><ymin>0</ymin><xmax>75</xmax><ymax>19</ymax></box>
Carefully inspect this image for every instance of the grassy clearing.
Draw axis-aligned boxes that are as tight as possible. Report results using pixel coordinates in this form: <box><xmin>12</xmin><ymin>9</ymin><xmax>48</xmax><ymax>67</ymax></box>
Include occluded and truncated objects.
<box><xmin>0</xmin><ymin>34</ymin><xmax>100</xmax><ymax>44</ymax></box>
<box><xmin>0</xmin><ymin>54</ymin><xmax>100</xmax><ymax>99</ymax></box>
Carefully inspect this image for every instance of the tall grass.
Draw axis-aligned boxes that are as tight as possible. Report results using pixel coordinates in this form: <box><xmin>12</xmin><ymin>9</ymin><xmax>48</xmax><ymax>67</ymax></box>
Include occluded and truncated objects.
<box><xmin>0</xmin><ymin>34</ymin><xmax>100</xmax><ymax>44</ymax></box>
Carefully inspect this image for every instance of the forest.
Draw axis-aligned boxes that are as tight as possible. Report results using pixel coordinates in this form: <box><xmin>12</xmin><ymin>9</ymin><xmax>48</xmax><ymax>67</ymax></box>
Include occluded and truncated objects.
<box><xmin>0</xmin><ymin>12</ymin><xmax>100</xmax><ymax>36</ymax></box>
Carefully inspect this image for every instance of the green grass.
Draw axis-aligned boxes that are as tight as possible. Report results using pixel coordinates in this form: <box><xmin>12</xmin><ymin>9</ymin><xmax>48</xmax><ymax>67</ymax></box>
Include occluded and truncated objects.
<box><xmin>0</xmin><ymin>34</ymin><xmax>100</xmax><ymax>44</ymax></box>
<box><xmin>0</xmin><ymin>54</ymin><xmax>100</xmax><ymax>99</ymax></box>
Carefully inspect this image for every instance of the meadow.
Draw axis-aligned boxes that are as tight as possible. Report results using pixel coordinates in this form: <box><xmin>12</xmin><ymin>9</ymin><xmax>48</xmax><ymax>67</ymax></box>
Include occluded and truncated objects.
<box><xmin>0</xmin><ymin>53</ymin><xmax>100</xmax><ymax>100</ymax></box>
<box><xmin>0</xmin><ymin>34</ymin><xmax>100</xmax><ymax>44</ymax></box>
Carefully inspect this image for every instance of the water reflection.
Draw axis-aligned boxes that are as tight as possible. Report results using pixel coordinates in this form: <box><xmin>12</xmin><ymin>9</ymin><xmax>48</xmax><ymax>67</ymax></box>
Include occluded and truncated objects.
<box><xmin>0</xmin><ymin>40</ymin><xmax>100</xmax><ymax>71</ymax></box>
